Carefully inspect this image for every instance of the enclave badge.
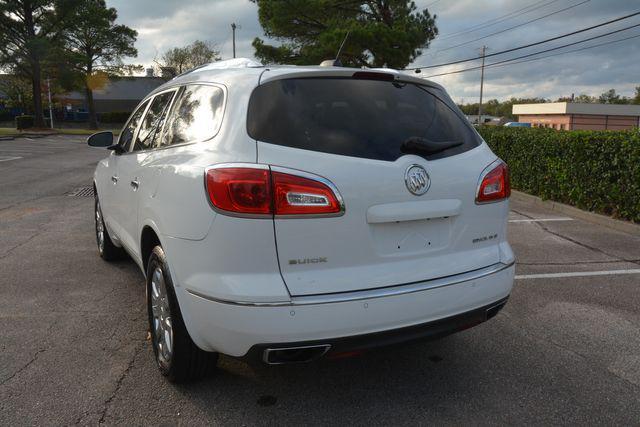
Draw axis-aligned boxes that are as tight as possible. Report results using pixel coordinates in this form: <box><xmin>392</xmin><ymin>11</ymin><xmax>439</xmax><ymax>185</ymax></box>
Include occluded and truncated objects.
<box><xmin>404</xmin><ymin>164</ymin><xmax>430</xmax><ymax>196</ymax></box>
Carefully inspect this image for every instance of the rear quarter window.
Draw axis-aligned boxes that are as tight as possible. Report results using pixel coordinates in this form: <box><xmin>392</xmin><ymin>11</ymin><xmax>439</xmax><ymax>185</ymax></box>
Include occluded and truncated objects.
<box><xmin>159</xmin><ymin>84</ymin><xmax>225</xmax><ymax>147</ymax></box>
<box><xmin>247</xmin><ymin>78</ymin><xmax>481</xmax><ymax>161</ymax></box>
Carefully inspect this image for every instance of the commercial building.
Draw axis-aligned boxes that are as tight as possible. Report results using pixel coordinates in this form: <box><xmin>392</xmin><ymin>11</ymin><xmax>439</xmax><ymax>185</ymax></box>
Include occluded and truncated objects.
<box><xmin>512</xmin><ymin>102</ymin><xmax>640</xmax><ymax>130</ymax></box>
<box><xmin>60</xmin><ymin>75</ymin><xmax>166</xmax><ymax>114</ymax></box>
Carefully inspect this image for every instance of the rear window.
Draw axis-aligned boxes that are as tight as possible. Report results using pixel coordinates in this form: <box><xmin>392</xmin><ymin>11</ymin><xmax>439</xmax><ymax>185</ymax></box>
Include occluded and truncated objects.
<box><xmin>247</xmin><ymin>77</ymin><xmax>481</xmax><ymax>161</ymax></box>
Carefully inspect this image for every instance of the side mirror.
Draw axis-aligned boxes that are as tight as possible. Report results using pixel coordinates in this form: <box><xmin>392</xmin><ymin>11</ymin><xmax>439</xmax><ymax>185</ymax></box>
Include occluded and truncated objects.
<box><xmin>87</xmin><ymin>131</ymin><xmax>114</xmax><ymax>148</ymax></box>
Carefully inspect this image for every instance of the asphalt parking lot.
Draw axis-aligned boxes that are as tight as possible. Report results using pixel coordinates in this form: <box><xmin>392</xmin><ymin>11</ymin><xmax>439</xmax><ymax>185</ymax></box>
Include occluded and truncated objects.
<box><xmin>1</xmin><ymin>135</ymin><xmax>639</xmax><ymax>425</ymax></box>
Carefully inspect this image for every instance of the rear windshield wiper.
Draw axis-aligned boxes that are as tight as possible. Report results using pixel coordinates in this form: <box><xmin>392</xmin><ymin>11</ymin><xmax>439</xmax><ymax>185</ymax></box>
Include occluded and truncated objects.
<box><xmin>400</xmin><ymin>137</ymin><xmax>463</xmax><ymax>157</ymax></box>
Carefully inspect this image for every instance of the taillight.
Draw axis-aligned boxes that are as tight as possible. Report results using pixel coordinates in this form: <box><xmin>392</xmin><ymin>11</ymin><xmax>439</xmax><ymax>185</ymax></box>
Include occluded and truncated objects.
<box><xmin>272</xmin><ymin>170</ymin><xmax>342</xmax><ymax>215</ymax></box>
<box><xmin>205</xmin><ymin>166</ymin><xmax>272</xmax><ymax>215</ymax></box>
<box><xmin>476</xmin><ymin>161</ymin><xmax>510</xmax><ymax>204</ymax></box>
<box><xmin>205</xmin><ymin>165</ymin><xmax>343</xmax><ymax>217</ymax></box>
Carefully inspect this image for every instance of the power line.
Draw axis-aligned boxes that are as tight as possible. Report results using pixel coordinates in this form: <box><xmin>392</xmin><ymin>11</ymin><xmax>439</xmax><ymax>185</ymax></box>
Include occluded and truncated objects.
<box><xmin>406</xmin><ymin>11</ymin><xmax>640</xmax><ymax>70</ymax></box>
<box><xmin>481</xmin><ymin>32</ymin><xmax>640</xmax><ymax>72</ymax></box>
<box><xmin>421</xmin><ymin>23</ymin><xmax>640</xmax><ymax>78</ymax></box>
<box><xmin>435</xmin><ymin>0</ymin><xmax>591</xmax><ymax>53</ymax></box>
<box><xmin>425</xmin><ymin>0</ymin><xmax>443</xmax><ymax>8</ymax></box>
<box><xmin>438</xmin><ymin>0</ymin><xmax>560</xmax><ymax>41</ymax></box>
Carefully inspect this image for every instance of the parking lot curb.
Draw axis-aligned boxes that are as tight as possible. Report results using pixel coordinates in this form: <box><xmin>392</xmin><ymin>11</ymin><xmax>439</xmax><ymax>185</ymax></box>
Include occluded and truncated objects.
<box><xmin>0</xmin><ymin>132</ymin><xmax>58</xmax><ymax>141</ymax></box>
<box><xmin>512</xmin><ymin>190</ymin><xmax>640</xmax><ymax>236</ymax></box>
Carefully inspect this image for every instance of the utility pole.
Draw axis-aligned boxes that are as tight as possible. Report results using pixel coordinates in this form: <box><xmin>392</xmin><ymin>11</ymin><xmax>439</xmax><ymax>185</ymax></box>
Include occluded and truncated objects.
<box><xmin>47</xmin><ymin>78</ymin><xmax>54</xmax><ymax>129</ymax></box>
<box><xmin>478</xmin><ymin>45</ymin><xmax>487</xmax><ymax>127</ymax></box>
<box><xmin>231</xmin><ymin>23</ymin><xmax>237</xmax><ymax>58</ymax></box>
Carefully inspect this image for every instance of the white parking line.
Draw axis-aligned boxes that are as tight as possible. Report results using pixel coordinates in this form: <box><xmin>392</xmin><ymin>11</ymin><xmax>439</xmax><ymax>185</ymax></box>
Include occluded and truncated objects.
<box><xmin>509</xmin><ymin>218</ymin><xmax>574</xmax><ymax>223</ymax></box>
<box><xmin>0</xmin><ymin>156</ymin><xmax>23</xmax><ymax>162</ymax></box>
<box><xmin>515</xmin><ymin>269</ymin><xmax>640</xmax><ymax>280</ymax></box>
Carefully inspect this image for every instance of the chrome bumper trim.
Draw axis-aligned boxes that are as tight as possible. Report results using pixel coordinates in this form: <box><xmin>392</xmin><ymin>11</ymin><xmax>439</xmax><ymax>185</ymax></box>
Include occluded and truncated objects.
<box><xmin>186</xmin><ymin>261</ymin><xmax>515</xmax><ymax>307</ymax></box>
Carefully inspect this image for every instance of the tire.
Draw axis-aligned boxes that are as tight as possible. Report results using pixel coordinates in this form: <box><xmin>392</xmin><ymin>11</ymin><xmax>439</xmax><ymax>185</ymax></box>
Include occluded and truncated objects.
<box><xmin>95</xmin><ymin>194</ymin><xmax>125</xmax><ymax>261</ymax></box>
<box><xmin>146</xmin><ymin>245</ymin><xmax>219</xmax><ymax>383</ymax></box>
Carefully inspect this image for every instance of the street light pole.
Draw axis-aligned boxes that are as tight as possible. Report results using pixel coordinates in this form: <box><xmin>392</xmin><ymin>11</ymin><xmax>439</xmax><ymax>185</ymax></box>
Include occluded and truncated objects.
<box><xmin>47</xmin><ymin>78</ymin><xmax>54</xmax><ymax>129</ymax></box>
<box><xmin>231</xmin><ymin>23</ymin><xmax>237</xmax><ymax>58</ymax></box>
<box><xmin>478</xmin><ymin>45</ymin><xmax>487</xmax><ymax>127</ymax></box>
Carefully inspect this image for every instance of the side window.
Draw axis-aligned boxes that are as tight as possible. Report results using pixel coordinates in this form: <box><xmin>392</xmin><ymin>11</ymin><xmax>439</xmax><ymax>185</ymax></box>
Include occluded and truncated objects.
<box><xmin>118</xmin><ymin>100</ymin><xmax>149</xmax><ymax>151</ymax></box>
<box><xmin>160</xmin><ymin>84</ymin><xmax>225</xmax><ymax>147</ymax></box>
<box><xmin>133</xmin><ymin>91</ymin><xmax>175</xmax><ymax>152</ymax></box>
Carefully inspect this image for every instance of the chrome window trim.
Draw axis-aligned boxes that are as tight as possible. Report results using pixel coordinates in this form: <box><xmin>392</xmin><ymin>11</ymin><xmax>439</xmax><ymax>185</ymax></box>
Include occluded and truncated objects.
<box><xmin>155</xmin><ymin>82</ymin><xmax>228</xmax><ymax>149</ymax></box>
<box><xmin>130</xmin><ymin>87</ymin><xmax>179</xmax><ymax>153</ymax></box>
<box><xmin>186</xmin><ymin>261</ymin><xmax>515</xmax><ymax>307</ymax></box>
<box><xmin>117</xmin><ymin>98</ymin><xmax>151</xmax><ymax>152</ymax></box>
<box><xmin>117</xmin><ymin>83</ymin><xmax>228</xmax><ymax>156</ymax></box>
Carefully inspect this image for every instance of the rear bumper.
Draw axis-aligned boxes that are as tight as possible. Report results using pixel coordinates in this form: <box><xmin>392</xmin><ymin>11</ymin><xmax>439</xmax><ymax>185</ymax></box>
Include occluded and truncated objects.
<box><xmin>247</xmin><ymin>296</ymin><xmax>508</xmax><ymax>364</ymax></box>
<box><xmin>181</xmin><ymin>262</ymin><xmax>515</xmax><ymax>357</ymax></box>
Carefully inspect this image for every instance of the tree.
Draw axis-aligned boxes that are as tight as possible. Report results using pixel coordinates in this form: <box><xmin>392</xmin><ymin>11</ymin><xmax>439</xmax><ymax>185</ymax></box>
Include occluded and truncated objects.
<box><xmin>0</xmin><ymin>0</ymin><xmax>73</xmax><ymax>127</ymax></box>
<box><xmin>598</xmin><ymin>88</ymin><xmax>629</xmax><ymax>105</ymax></box>
<box><xmin>0</xmin><ymin>74</ymin><xmax>32</xmax><ymax>112</ymax></box>
<box><xmin>632</xmin><ymin>86</ymin><xmax>640</xmax><ymax>105</ymax></box>
<box><xmin>599</xmin><ymin>88</ymin><xmax>620</xmax><ymax>104</ymax></box>
<box><xmin>555</xmin><ymin>96</ymin><xmax>573</xmax><ymax>102</ymax></box>
<box><xmin>574</xmin><ymin>93</ymin><xmax>596</xmax><ymax>103</ymax></box>
<box><xmin>458</xmin><ymin>97</ymin><xmax>548</xmax><ymax>121</ymax></box>
<box><xmin>63</xmin><ymin>0</ymin><xmax>137</xmax><ymax>129</ymax></box>
<box><xmin>251</xmin><ymin>0</ymin><xmax>438</xmax><ymax>68</ymax></box>
<box><xmin>158</xmin><ymin>40</ymin><xmax>220</xmax><ymax>75</ymax></box>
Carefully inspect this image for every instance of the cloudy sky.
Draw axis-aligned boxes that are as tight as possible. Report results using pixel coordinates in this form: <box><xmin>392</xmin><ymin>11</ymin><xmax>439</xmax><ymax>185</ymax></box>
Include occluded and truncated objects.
<box><xmin>106</xmin><ymin>0</ymin><xmax>640</xmax><ymax>103</ymax></box>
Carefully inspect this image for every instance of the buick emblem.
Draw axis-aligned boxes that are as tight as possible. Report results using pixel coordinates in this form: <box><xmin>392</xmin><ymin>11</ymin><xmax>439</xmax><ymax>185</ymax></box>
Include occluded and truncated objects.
<box><xmin>404</xmin><ymin>165</ymin><xmax>430</xmax><ymax>196</ymax></box>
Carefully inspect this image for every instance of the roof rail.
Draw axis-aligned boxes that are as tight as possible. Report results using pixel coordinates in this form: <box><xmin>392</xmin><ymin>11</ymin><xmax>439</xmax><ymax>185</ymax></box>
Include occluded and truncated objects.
<box><xmin>169</xmin><ymin>58</ymin><xmax>264</xmax><ymax>80</ymax></box>
<box><xmin>192</xmin><ymin>58</ymin><xmax>263</xmax><ymax>72</ymax></box>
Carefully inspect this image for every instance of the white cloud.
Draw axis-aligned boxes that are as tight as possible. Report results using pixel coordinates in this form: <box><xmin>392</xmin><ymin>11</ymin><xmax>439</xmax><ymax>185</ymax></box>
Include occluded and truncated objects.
<box><xmin>107</xmin><ymin>0</ymin><xmax>640</xmax><ymax>100</ymax></box>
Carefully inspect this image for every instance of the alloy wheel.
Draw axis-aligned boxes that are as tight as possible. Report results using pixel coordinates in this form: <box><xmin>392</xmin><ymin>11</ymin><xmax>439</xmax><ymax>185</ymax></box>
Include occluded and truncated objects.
<box><xmin>150</xmin><ymin>266</ymin><xmax>173</xmax><ymax>367</ymax></box>
<box><xmin>95</xmin><ymin>199</ymin><xmax>105</xmax><ymax>254</ymax></box>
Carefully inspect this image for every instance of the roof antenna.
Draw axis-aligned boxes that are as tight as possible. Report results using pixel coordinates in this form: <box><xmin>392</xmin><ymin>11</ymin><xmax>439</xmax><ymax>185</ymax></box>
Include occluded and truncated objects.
<box><xmin>320</xmin><ymin>30</ymin><xmax>350</xmax><ymax>67</ymax></box>
<box><xmin>335</xmin><ymin>30</ymin><xmax>350</xmax><ymax>63</ymax></box>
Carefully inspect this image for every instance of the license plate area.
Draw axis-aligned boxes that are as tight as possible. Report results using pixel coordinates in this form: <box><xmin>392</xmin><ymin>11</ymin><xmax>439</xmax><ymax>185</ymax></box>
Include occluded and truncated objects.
<box><xmin>369</xmin><ymin>217</ymin><xmax>452</xmax><ymax>256</ymax></box>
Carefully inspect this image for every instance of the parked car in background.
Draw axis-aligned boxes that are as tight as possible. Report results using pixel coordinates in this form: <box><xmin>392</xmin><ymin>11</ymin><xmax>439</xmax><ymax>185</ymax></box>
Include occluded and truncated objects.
<box><xmin>88</xmin><ymin>59</ymin><xmax>515</xmax><ymax>383</ymax></box>
<box><xmin>504</xmin><ymin>121</ymin><xmax>531</xmax><ymax>127</ymax></box>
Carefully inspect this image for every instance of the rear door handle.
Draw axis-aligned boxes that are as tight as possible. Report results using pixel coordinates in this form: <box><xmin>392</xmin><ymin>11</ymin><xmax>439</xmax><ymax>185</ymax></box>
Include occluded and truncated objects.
<box><xmin>111</xmin><ymin>175</ymin><xmax>118</xmax><ymax>184</ymax></box>
<box><xmin>130</xmin><ymin>179</ymin><xmax>140</xmax><ymax>190</ymax></box>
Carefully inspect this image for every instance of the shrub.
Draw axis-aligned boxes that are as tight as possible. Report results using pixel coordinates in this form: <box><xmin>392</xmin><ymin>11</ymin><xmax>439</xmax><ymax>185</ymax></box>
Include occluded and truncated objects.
<box><xmin>479</xmin><ymin>127</ymin><xmax>640</xmax><ymax>223</ymax></box>
<box><xmin>15</xmin><ymin>115</ymin><xmax>34</xmax><ymax>130</ymax></box>
<box><xmin>99</xmin><ymin>111</ymin><xmax>131</xmax><ymax>123</ymax></box>
<box><xmin>0</xmin><ymin>111</ymin><xmax>15</xmax><ymax>122</ymax></box>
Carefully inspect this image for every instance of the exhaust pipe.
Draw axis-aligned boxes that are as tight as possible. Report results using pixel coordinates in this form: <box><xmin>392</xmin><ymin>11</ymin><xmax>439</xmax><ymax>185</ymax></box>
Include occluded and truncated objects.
<box><xmin>263</xmin><ymin>344</ymin><xmax>331</xmax><ymax>365</ymax></box>
<box><xmin>485</xmin><ymin>301</ymin><xmax>507</xmax><ymax>320</ymax></box>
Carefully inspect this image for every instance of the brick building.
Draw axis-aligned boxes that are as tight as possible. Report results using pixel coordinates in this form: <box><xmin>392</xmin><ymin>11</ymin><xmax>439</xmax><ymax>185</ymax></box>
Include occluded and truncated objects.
<box><xmin>512</xmin><ymin>102</ymin><xmax>640</xmax><ymax>131</ymax></box>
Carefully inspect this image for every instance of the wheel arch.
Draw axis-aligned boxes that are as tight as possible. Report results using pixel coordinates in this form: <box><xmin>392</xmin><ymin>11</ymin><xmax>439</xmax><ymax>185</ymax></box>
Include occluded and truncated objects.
<box><xmin>141</xmin><ymin>224</ymin><xmax>162</xmax><ymax>275</ymax></box>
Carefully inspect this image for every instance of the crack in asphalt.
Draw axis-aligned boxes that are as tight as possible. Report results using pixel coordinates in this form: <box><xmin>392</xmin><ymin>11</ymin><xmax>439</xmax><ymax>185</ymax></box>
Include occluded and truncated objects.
<box><xmin>511</xmin><ymin>209</ymin><xmax>640</xmax><ymax>267</ymax></box>
<box><xmin>0</xmin><ymin>229</ymin><xmax>44</xmax><ymax>260</ymax></box>
<box><xmin>0</xmin><ymin>195</ymin><xmax>51</xmax><ymax>213</ymax></box>
<box><xmin>96</xmin><ymin>340</ymin><xmax>146</xmax><ymax>425</ymax></box>
<box><xmin>0</xmin><ymin>348</ymin><xmax>47</xmax><ymax>386</ymax></box>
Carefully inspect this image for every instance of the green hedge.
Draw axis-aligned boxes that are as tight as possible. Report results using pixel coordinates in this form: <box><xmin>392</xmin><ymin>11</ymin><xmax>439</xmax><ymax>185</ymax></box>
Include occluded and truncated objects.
<box><xmin>99</xmin><ymin>111</ymin><xmax>131</xmax><ymax>123</ymax></box>
<box><xmin>478</xmin><ymin>127</ymin><xmax>640</xmax><ymax>223</ymax></box>
<box><xmin>15</xmin><ymin>115</ymin><xmax>34</xmax><ymax>130</ymax></box>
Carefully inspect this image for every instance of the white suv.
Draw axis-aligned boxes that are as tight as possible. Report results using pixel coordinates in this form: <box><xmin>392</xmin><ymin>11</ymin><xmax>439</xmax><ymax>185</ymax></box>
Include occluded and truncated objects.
<box><xmin>88</xmin><ymin>59</ymin><xmax>514</xmax><ymax>382</ymax></box>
